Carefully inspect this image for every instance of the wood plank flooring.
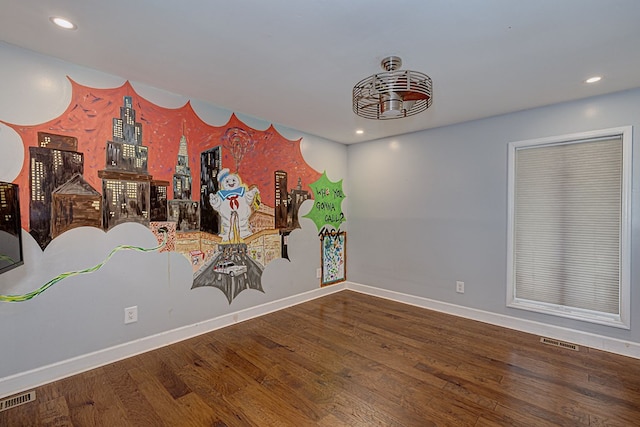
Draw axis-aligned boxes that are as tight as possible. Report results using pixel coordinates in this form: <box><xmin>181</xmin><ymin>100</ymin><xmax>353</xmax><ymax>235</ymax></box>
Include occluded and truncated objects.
<box><xmin>2</xmin><ymin>290</ymin><xmax>640</xmax><ymax>426</ymax></box>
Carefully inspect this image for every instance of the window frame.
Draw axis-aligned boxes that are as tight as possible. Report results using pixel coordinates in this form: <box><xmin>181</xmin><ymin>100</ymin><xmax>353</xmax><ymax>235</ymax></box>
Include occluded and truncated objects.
<box><xmin>506</xmin><ymin>126</ymin><xmax>632</xmax><ymax>329</ymax></box>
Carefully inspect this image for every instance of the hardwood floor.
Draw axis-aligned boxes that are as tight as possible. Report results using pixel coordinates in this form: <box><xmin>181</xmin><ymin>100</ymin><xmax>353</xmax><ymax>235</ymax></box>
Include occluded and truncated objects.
<box><xmin>2</xmin><ymin>290</ymin><xmax>640</xmax><ymax>426</ymax></box>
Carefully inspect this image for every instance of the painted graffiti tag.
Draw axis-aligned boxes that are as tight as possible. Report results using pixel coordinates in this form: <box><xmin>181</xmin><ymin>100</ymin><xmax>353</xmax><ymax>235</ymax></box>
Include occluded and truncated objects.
<box><xmin>303</xmin><ymin>171</ymin><xmax>346</xmax><ymax>231</ymax></box>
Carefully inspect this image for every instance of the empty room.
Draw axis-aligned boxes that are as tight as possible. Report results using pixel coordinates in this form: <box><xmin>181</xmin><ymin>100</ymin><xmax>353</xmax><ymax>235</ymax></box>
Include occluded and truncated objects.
<box><xmin>1</xmin><ymin>1</ymin><xmax>640</xmax><ymax>426</ymax></box>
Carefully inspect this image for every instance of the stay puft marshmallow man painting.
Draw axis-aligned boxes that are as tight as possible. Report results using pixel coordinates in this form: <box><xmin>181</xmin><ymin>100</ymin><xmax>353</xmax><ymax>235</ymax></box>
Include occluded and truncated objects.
<box><xmin>209</xmin><ymin>168</ymin><xmax>260</xmax><ymax>243</ymax></box>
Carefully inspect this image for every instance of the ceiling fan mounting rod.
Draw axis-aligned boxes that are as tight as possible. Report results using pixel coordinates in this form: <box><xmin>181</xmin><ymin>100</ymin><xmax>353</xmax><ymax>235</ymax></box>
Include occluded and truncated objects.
<box><xmin>381</xmin><ymin>56</ymin><xmax>402</xmax><ymax>72</ymax></box>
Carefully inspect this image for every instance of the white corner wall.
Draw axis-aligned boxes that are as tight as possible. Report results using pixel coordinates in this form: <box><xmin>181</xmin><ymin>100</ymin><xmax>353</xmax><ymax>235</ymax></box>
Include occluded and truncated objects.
<box><xmin>347</xmin><ymin>87</ymin><xmax>640</xmax><ymax>348</ymax></box>
<box><xmin>0</xmin><ymin>42</ymin><xmax>348</xmax><ymax>398</ymax></box>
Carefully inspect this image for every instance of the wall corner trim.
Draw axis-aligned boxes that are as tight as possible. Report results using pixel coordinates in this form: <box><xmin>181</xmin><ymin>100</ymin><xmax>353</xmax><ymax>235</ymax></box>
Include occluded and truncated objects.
<box><xmin>345</xmin><ymin>282</ymin><xmax>640</xmax><ymax>360</ymax></box>
<box><xmin>0</xmin><ymin>283</ymin><xmax>345</xmax><ymax>399</ymax></box>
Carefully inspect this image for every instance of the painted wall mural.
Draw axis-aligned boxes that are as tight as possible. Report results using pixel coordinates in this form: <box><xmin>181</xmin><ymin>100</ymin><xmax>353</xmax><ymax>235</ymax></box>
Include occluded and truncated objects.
<box><xmin>0</xmin><ymin>228</ymin><xmax>168</xmax><ymax>302</ymax></box>
<box><xmin>304</xmin><ymin>171</ymin><xmax>346</xmax><ymax>233</ymax></box>
<box><xmin>1</xmin><ymin>78</ymin><xmax>322</xmax><ymax>303</ymax></box>
<box><xmin>303</xmin><ymin>172</ymin><xmax>347</xmax><ymax>286</ymax></box>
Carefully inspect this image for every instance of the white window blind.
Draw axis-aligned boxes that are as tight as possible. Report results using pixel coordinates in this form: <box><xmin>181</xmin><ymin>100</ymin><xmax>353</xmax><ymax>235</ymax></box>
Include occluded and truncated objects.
<box><xmin>507</xmin><ymin>127</ymin><xmax>631</xmax><ymax>328</ymax></box>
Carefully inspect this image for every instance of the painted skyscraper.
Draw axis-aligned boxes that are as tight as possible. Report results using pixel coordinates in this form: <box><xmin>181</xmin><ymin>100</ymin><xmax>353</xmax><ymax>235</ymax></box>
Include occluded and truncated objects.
<box><xmin>173</xmin><ymin>133</ymin><xmax>192</xmax><ymax>200</ymax></box>
<box><xmin>168</xmin><ymin>129</ymin><xmax>199</xmax><ymax>231</ymax></box>
<box><xmin>98</xmin><ymin>96</ymin><xmax>155</xmax><ymax>230</ymax></box>
<box><xmin>29</xmin><ymin>132</ymin><xmax>84</xmax><ymax>249</ymax></box>
<box><xmin>199</xmin><ymin>147</ymin><xmax>221</xmax><ymax>235</ymax></box>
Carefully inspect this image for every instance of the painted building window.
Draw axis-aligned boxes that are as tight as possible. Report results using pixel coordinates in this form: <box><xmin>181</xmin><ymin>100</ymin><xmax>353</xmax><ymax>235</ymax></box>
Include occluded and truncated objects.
<box><xmin>106</xmin><ymin>181</ymin><xmax>123</xmax><ymax>205</ymax></box>
<box><xmin>53</xmin><ymin>150</ymin><xmax>63</xmax><ymax>171</ymax></box>
<box><xmin>30</xmin><ymin>159</ymin><xmax>45</xmax><ymax>202</ymax></box>
<box><xmin>123</xmin><ymin>144</ymin><xmax>135</xmax><ymax>159</ymax></box>
<box><xmin>126</xmin><ymin>182</ymin><xmax>137</xmax><ymax>199</ymax></box>
<box><xmin>506</xmin><ymin>127</ymin><xmax>631</xmax><ymax>328</ymax></box>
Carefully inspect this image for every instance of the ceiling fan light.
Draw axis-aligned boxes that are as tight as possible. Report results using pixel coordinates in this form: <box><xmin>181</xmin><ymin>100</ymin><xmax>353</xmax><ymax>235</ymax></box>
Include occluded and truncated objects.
<box><xmin>353</xmin><ymin>56</ymin><xmax>432</xmax><ymax>120</ymax></box>
<box><xmin>380</xmin><ymin>92</ymin><xmax>404</xmax><ymax>118</ymax></box>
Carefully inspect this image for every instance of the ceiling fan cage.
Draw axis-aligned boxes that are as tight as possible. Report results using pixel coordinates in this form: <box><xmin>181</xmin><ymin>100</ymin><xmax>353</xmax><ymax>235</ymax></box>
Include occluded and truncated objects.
<box><xmin>353</xmin><ymin>56</ymin><xmax>433</xmax><ymax>120</ymax></box>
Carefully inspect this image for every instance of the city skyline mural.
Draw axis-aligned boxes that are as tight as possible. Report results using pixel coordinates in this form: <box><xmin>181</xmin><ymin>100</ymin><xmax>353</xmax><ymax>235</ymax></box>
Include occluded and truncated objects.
<box><xmin>1</xmin><ymin>79</ymin><xmax>322</xmax><ymax>303</ymax></box>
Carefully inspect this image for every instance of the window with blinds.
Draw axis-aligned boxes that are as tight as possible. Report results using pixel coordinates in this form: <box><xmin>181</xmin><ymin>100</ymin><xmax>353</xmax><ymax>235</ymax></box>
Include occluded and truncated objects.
<box><xmin>506</xmin><ymin>127</ymin><xmax>631</xmax><ymax>328</ymax></box>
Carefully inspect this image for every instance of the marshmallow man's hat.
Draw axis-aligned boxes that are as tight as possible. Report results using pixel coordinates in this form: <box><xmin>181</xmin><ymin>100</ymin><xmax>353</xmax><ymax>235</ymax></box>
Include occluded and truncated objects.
<box><xmin>217</xmin><ymin>168</ymin><xmax>231</xmax><ymax>182</ymax></box>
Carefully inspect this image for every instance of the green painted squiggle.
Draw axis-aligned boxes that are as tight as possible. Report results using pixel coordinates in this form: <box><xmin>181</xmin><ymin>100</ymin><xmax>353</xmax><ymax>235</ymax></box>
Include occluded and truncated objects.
<box><xmin>0</xmin><ymin>254</ymin><xmax>17</xmax><ymax>264</ymax></box>
<box><xmin>0</xmin><ymin>229</ymin><xmax>168</xmax><ymax>302</ymax></box>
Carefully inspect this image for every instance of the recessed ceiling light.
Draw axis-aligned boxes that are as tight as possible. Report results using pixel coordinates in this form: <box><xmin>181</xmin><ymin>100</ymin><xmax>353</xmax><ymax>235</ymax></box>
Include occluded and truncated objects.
<box><xmin>585</xmin><ymin>76</ymin><xmax>602</xmax><ymax>84</ymax></box>
<box><xmin>355</xmin><ymin>129</ymin><xmax>364</xmax><ymax>135</ymax></box>
<box><xmin>50</xmin><ymin>16</ymin><xmax>77</xmax><ymax>30</ymax></box>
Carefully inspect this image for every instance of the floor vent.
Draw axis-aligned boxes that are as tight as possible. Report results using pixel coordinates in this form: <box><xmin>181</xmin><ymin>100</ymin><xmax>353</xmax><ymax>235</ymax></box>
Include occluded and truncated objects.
<box><xmin>0</xmin><ymin>390</ymin><xmax>36</xmax><ymax>412</ymax></box>
<box><xmin>540</xmin><ymin>337</ymin><xmax>579</xmax><ymax>351</ymax></box>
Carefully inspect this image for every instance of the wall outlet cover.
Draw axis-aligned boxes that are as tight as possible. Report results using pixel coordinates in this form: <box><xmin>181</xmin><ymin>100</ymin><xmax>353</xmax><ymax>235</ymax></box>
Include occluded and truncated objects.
<box><xmin>124</xmin><ymin>306</ymin><xmax>138</xmax><ymax>324</ymax></box>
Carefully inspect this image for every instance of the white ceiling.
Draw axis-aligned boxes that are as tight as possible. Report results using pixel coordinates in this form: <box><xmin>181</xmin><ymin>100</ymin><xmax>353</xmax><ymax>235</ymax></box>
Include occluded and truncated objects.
<box><xmin>1</xmin><ymin>0</ymin><xmax>640</xmax><ymax>144</ymax></box>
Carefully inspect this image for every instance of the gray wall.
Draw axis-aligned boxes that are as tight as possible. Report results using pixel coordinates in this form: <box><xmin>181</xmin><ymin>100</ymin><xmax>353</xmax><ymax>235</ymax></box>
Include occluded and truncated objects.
<box><xmin>0</xmin><ymin>42</ymin><xmax>347</xmax><ymax>379</ymax></box>
<box><xmin>347</xmin><ymin>88</ymin><xmax>640</xmax><ymax>343</ymax></box>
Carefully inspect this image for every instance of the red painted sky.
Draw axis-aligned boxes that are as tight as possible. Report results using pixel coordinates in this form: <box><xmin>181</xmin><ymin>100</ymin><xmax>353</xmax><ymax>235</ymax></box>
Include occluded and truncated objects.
<box><xmin>3</xmin><ymin>79</ymin><xmax>321</xmax><ymax>230</ymax></box>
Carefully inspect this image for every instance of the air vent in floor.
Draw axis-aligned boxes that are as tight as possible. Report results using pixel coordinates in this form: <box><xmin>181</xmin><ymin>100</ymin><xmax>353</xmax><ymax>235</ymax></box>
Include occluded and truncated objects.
<box><xmin>0</xmin><ymin>390</ymin><xmax>36</xmax><ymax>412</ymax></box>
<box><xmin>540</xmin><ymin>337</ymin><xmax>579</xmax><ymax>351</ymax></box>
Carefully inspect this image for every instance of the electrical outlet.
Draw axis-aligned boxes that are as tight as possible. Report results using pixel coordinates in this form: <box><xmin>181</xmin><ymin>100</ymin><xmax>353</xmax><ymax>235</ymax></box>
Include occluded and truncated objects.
<box><xmin>124</xmin><ymin>306</ymin><xmax>138</xmax><ymax>324</ymax></box>
<box><xmin>316</xmin><ymin>268</ymin><xmax>322</xmax><ymax>279</ymax></box>
<box><xmin>456</xmin><ymin>281</ymin><xmax>465</xmax><ymax>294</ymax></box>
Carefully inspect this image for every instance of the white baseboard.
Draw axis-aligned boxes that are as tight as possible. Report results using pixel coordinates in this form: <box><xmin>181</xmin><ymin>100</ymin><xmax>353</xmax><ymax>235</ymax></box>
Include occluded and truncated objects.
<box><xmin>344</xmin><ymin>281</ymin><xmax>640</xmax><ymax>360</ymax></box>
<box><xmin>0</xmin><ymin>283</ymin><xmax>345</xmax><ymax>399</ymax></box>
<box><xmin>3</xmin><ymin>280</ymin><xmax>638</xmax><ymax>400</ymax></box>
